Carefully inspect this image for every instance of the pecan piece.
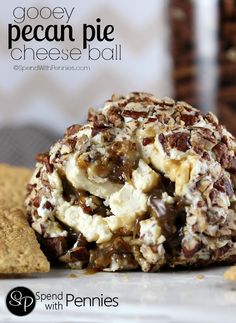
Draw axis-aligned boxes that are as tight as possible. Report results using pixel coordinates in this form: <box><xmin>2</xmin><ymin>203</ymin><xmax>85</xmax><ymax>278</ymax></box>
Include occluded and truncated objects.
<box><xmin>65</xmin><ymin>124</ymin><xmax>81</xmax><ymax>137</ymax></box>
<box><xmin>122</xmin><ymin>110</ymin><xmax>147</xmax><ymax>119</ymax></box>
<box><xmin>226</xmin><ymin>156</ymin><xmax>236</xmax><ymax>174</ymax></box>
<box><xmin>204</xmin><ymin>112</ymin><xmax>219</xmax><ymax>127</ymax></box>
<box><xmin>92</xmin><ymin>125</ymin><xmax>110</xmax><ymax>137</ymax></box>
<box><xmin>168</xmin><ymin>132</ymin><xmax>190</xmax><ymax>152</ymax></box>
<box><xmin>213</xmin><ymin>143</ymin><xmax>229</xmax><ymax>168</ymax></box>
<box><xmin>87</xmin><ymin>108</ymin><xmax>97</xmax><ymax>122</ymax></box>
<box><xmin>182</xmin><ymin>242</ymin><xmax>201</xmax><ymax>258</ymax></box>
<box><xmin>209</xmin><ymin>188</ymin><xmax>219</xmax><ymax>204</ymax></box>
<box><xmin>35</xmin><ymin>152</ymin><xmax>48</xmax><ymax>163</ymax></box>
<box><xmin>202</xmin><ymin>152</ymin><xmax>210</xmax><ymax>160</ymax></box>
<box><xmin>111</xmin><ymin>93</ymin><xmax>125</xmax><ymax>101</ymax></box>
<box><xmin>26</xmin><ymin>183</ymin><xmax>36</xmax><ymax>193</ymax></box>
<box><xmin>35</xmin><ymin>152</ymin><xmax>54</xmax><ymax>173</ymax></box>
<box><xmin>89</xmin><ymin>247</ymin><xmax>112</xmax><ymax>270</ymax></box>
<box><xmin>180</xmin><ymin>114</ymin><xmax>198</xmax><ymax>126</ymax></box>
<box><xmin>32</xmin><ymin>196</ymin><xmax>41</xmax><ymax>208</ymax></box>
<box><xmin>142</xmin><ymin>137</ymin><xmax>155</xmax><ymax>146</ymax></box>
<box><xmin>65</xmin><ymin>138</ymin><xmax>77</xmax><ymax>150</ymax></box>
<box><xmin>158</xmin><ymin>133</ymin><xmax>165</xmax><ymax>145</ymax></box>
<box><xmin>41</xmin><ymin>237</ymin><xmax>67</xmax><ymax>259</ymax></box>
<box><xmin>43</xmin><ymin>201</ymin><xmax>54</xmax><ymax>210</ymax></box>
<box><xmin>213</xmin><ymin>244</ymin><xmax>230</xmax><ymax>259</ymax></box>
<box><xmin>122</xmin><ymin>102</ymin><xmax>148</xmax><ymax>119</ymax></box>
<box><xmin>91</xmin><ymin>114</ymin><xmax>110</xmax><ymax>136</ymax></box>
<box><xmin>106</xmin><ymin>106</ymin><xmax>124</xmax><ymax>126</ymax></box>
<box><xmin>146</xmin><ymin>117</ymin><xmax>158</xmax><ymax>123</ymax></box>
<box><xmin>149</xmin><ymin>193</ymin><xmax>175</xmax><ymax>237</ymax></box>
<box><xmin>158</xmin><ymin>133</ymin><xmax>170</xmax><ymax>154</ymax></box>
<box><xmin>213</xmin><ymin>176</ymin><xmax>234</xmax><ymax>196</ymax></box>
<box><xmin>69</xmin><ymin>246</ymin><xmax>89</xmax><ymax>262</ymax></box>
<box><xmin>196</xmin><ymin>128</ymin><xmax>216</xmax><ymax>143</ymax></box>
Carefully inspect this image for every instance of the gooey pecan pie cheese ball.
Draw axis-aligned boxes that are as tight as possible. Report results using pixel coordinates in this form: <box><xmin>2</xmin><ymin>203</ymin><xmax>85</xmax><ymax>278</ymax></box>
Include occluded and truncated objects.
<box><xmin>25</xmin><ymin>92</ymin><xmax>236</xmax><ymax>272</ymax></box>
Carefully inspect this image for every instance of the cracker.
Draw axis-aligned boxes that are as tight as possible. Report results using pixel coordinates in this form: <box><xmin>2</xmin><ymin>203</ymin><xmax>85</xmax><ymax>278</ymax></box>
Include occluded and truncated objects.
<box><xmin>0</xmin><ymin>164</ymin><xmax>32</xmax><ymax>209</ymax></box>
<box><xmin>224</xmin><ymin>266</ymin><xmax>236</xmax><ymax>281</ymax></box>
<box><xmin>0</xmin><ymin>205</ymin><xmax>49</xmax><ymax>273</ymax></box>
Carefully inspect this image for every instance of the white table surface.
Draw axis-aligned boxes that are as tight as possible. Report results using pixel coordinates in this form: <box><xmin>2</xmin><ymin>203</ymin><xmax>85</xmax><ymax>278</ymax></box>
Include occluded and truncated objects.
<box><xmin>1</xmin><ymin>267</ymin><xmax>236</xmax><ymax>323</ymax></box>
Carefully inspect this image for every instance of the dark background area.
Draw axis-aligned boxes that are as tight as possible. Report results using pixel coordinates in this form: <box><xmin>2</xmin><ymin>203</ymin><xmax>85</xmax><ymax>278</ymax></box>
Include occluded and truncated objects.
<box><xmin>170</xmin><ymin>0</ymin><xmax>236</xmax><ymax>136</ymax></box>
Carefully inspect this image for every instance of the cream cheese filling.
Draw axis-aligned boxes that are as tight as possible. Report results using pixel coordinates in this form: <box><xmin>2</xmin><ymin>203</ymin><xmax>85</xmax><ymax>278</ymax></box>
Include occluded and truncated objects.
<box><xmin>43</xmin><ymin>129</ymin><xmax>212</xmax><ymax>243</ymax></box>
<box><xmin>48</xmin><ymin>162</ymin><xmax>150</xmax><ymax>243</ymax></box>
<box><xmin>65</xmin><ymin>154</ymin><xmax>122</xmax><ymax>200</ymax></box>
<box><xmin>42</xmin><ymin>124</ymin><xmax>219</xmax><ymax>244</ymax></box>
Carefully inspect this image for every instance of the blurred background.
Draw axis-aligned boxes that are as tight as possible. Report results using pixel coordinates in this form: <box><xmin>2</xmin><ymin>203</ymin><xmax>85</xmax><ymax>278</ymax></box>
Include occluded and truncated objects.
<box><xmin>0</xmin><ymin>0</ymin><xmax>235</xmax><ymax>167</ymax></box>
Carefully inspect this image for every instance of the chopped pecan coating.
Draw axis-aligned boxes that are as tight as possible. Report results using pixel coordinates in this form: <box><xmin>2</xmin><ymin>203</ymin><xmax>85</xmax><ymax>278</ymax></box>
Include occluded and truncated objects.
<box><xmin>26</xmin><ymin>92</ymin><xmax>236</xmax><ymax>272</ymax></box>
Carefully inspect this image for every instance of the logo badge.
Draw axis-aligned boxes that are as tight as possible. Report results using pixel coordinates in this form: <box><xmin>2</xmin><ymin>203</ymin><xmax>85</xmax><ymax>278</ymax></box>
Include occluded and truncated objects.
<box><xmin>6</xmin><ymin>287</ymin><xmax>36</xmax><ymax>316</ymax></box>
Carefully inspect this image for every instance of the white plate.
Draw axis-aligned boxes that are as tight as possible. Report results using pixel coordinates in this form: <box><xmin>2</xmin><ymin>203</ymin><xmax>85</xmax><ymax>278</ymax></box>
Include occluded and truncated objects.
<box><xmin>1</xmin><ymin>267</ymin><xmax>236</xmax><ymax>323</ymax></box>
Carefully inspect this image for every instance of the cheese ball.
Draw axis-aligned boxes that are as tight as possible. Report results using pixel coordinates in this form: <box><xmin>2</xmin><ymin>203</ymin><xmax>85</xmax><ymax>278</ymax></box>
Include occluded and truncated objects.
<box><xmin>25</xmin><ymin>92</ymin><xmax>236</xmax><ymax>271</ymax></box>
